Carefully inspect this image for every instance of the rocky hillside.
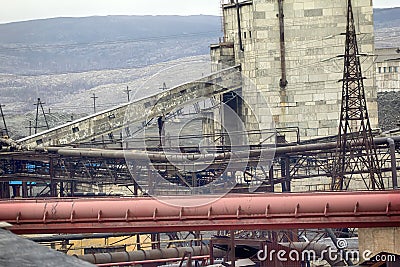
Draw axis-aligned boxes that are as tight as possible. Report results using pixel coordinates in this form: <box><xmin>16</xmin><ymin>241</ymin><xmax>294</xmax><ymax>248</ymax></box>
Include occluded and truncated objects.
<box><xmin>378</xmin><ymin>92</ymin><xmax>400</xmax><ymax>131</ymax></box>
<box><xmin>0</xmin><ymin>15</ymin><xmax>220</xmax><ymax>75</ymax></box>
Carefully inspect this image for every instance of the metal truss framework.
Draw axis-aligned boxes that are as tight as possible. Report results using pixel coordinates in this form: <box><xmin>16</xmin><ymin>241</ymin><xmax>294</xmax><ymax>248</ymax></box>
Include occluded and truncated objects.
<box><xmin>0</xmin><ymin>135</ymin><xmax>399</xmax><ymax>198</ymax></box>
<box><xmin>332</xmin><ymin>0</ymin><xmax>384</xmax><ymax>190</ymax></box>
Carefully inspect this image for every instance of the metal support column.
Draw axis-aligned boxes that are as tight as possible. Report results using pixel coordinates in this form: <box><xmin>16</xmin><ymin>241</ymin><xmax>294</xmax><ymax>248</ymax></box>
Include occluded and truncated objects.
<box><xmin>281</xmin><ymin>157</ymin><xmax>291</xmax><ymax>192</ymax></box>
<box><xmin>388</xmin><ymin>138</ymin><xmax>398</xmax><ymax>189</ymax></box>
<box><xmin>285</xmin><ymin>157</ymin><xmax>291</xmax><ymax>192</ymax></box>
<box><xmin>229</xmin><ymin>230</ymin><xmax>235</xmax><ymax>267</ymax></box>
<box><xmin>50</xmin><ymin>158</ymin><xmax>56</xmax><ymax>197</ymax></box>
<box><xmin>0</xmin><ymin>183</ymin><xmax>10</xmax><ymax>199</ymax></box>
<box><xmin>209</xmin><ymin>239</ymin><xmax>214</xmax><ymax>265</ymax></box>
<box><xmin>22</xmin><ymin>182</ymin><xmax>28</xmax><ymax>198</ymax></box>
<box><xmin>269</xmin><ymin>165</ymin><xmax>274</xmax><ymax>192</ymax></box>
<box><xmin>60</xmin><ymin>182</ymin><xmax>64</xmax><ymax>197</ymax></box>
<box><xmin>136</xmin><ymin>234</ymin><xmax>141</xmax><ymax>250</ymax></box>
<box><xmin>151</xmin><ymin>233</ymin><xmax>161</xmax><ymax>249</ymax></box>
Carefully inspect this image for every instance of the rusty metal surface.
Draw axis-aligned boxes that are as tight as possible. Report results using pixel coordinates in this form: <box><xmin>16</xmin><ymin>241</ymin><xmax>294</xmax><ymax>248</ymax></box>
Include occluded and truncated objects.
<box><xmin>76</xmin><ymin>246</ymin><xmax>224</xmax><ymax>265</ymax></box>
<box><xmin>1</xmin><ymin>191</ymin><xmax>399</xmax><ymax>234</ymax></box>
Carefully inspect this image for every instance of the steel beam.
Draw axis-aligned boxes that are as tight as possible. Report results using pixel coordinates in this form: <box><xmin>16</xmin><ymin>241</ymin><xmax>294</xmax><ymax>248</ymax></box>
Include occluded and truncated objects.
<box><xmin>388</xmin><ymin>138</ymin><xmax>398</xmax><ymax>189</ymax></box>
<box><xmin>0</xmin><ymin>191</ymin><xmax>399</xmax><ymax>234</ymax></box>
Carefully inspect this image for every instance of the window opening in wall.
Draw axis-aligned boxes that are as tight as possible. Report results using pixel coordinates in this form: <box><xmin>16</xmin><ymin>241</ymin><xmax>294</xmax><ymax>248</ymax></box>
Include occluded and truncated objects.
<box><xmin>389</xmin><ymin>66</ymin><xmax>393</xmax><ymax>73</ymax></box>
<box><xmin>384</xmin><ymin>67</ymin><xmax>387</xmax><ymax>73</ymax></box>
<box><xmin>378</xmin><ymin>67</ymin><xmax>382</xmax><ymax>73</ymax></box>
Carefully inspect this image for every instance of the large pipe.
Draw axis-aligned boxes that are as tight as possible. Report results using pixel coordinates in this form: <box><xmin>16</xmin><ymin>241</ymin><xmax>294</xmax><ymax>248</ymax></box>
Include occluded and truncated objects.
<box><xmin>75</xmin><ymin>246</ymin><xmax>224</xmax><ymax>265</ymax></box>
<box><xmin>35</xmin><ymin>136</ymin><xmax>400</xmax><ymax>162</ymax></box>
<box><xmin>28</xmin><ymin>233</ymin><xmax>137</xmax><ymax>243</ymax></box>
<box><xmin>96</xmin><ymin>255</ymin><xmax>211</xmax><ymax>267</ymax></box>
<box><xmin>0</xmin><ymin>191</ymin><xmax>399</xmax><ymax>234</ymax></box>
<box><xmin>36</xmin><ymin>136</ymin><xmax>400</xmax><ymax>161</ymax></box>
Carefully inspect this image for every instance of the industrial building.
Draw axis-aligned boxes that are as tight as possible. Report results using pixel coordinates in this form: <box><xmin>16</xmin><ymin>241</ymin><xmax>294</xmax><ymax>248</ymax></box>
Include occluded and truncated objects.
<box><xmin>376</xmin><ymin>47</ymin><xmax>400</xmax><ymax>92</ymax></box>
<box><xmin>212</xmin><ymin>0</ymin><xmax>377</xmax><ymax>141</ymax></box>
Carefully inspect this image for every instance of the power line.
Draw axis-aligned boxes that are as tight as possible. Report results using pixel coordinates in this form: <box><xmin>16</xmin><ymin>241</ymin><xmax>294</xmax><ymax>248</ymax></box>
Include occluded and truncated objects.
<box><xmin>33</xmin><ymin>98</ymin><xmax>49</xmax><ymax>134</ymax></box>
<box><xmin>159</xmin><ymin>82</ymin><xmax>168</xmax><ymax>91</ymax></box>
<box><xmin>125</xmin><ymin>86</ymin><xmax>132</xmax><ymax>102</ymax></box>
<box><xmin>91</xmin><ymin>93</ymin><xmax>99</xmax><ymax>114</ymax></box>
<box><xmin>0</xmin><ymin>104</ymin><xmax>8</xmax><ymax>137</ymax></box>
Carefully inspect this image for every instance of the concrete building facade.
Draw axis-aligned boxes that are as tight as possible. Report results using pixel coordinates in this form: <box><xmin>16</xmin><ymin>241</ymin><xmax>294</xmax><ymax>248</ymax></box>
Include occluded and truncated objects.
<box><xmin>211</xmin><ymin>0</ymin><xmax>378</xmax><ymax>141</ymax></box>
<box><xmin>376</xmin><ymin>47</ymin><xmax>400</xmax><ymax>92</ymax></box>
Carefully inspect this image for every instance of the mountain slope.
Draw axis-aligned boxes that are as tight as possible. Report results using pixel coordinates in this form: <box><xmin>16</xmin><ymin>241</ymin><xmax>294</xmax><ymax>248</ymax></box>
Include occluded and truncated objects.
<box><xmin>0</xmin><ymin>15</ymin><xmax>220</xmax><ymax>44</ymax></box>
<box><xmin>374</xmin><ymin>7</ymin><xmax>400</xmax><ymax>28</ymax></box>
<box><xmin>0</xmin><ymin>15</ymin><xmax>221</xmax><ymax>74</ymax></box>
<box><xmin>374</xmin><ymin>7</ymin><xmax>400</xmax><ymax>48</ymax></box>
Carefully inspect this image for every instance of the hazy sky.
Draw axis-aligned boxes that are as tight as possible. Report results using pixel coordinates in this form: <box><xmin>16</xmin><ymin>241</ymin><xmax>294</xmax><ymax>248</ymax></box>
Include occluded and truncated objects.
<box><xmin>0</xmin><ymin>0</ymin><xmax>399</xmax><ymax>24</ymax></box>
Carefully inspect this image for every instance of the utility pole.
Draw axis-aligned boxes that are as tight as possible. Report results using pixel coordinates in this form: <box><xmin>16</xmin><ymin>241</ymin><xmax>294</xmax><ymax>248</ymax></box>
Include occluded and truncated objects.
<box><xmin>160</xmin><ymin>82</ymin><xmax>168</xmax><ymax>91</ymax></box>
<box><xmin>0</xmin><ymin>104</ymin><xmax>8</xmax><ymax>137</ymax></box>
<box><xmin>34</xmin><ymin>98</ymin><xmax>49</xmax><ymax>134</ymax></box>
<box><xmin>125</xmin><ymin>86</ymin><xmax>132</xmax><ymax>102</ymax></box>
<box><xmin>91</xmin><ymin>93</ymin><xmax>98</xmax><ymax>113</ymax></box>
<box><xmin>26</xmin><ymin>121</ymin><xmax>33</xmax><ymax>136</ymax></box>
<box><xmin>331</xmin><ymin>0</ymin><xmax>384</xmax><ymax>190</ymax></box>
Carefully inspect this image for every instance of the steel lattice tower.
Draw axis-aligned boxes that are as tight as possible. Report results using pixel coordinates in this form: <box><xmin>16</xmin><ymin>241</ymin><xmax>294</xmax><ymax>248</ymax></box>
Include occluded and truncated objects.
<box><xmin>331</xmin><ymin>0</ymin><xmax>384</xmax><ymax>190</ymax></box>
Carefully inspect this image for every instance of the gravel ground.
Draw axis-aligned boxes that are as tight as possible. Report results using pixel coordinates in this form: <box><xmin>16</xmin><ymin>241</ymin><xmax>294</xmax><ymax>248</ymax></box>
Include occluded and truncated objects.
<box><xmin>378</xmin><ymin>91</ymin><xmax>400</xmax><ymax>131</ymax></box>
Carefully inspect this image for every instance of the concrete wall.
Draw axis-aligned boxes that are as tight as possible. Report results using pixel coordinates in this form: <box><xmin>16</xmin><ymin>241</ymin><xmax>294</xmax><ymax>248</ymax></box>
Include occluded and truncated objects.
<box><xmin>376</xmin><ymin>62</ymin><xmax>400</xmax><ymax>92</ymax></box>
<box><xmin>214</xmin><ymin>0</ymin><xmax>377</xmax><ymax>141</ymax></box>
<box><xmin>359</xmin><ymin>227</ymin><xmax>400</xmax><ymax>257</ymax></box>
